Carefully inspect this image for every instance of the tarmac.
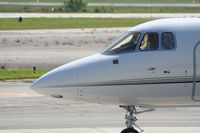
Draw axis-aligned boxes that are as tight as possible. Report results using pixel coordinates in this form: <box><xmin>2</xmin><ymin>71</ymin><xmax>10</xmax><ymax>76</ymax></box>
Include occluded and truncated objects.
<box><xmin>0</xmin><ymin>28</ymin><xmax>128</xmax><ymax>69</ymax></box>
<box><xmin>1</xmin><ymin>127</ymin><xmax>200</xmax><ymax>133</ymax></box>
<box><xmin>1</xmin><ymin>13</ymin><xmax>200</xmax><ymax>19</ymax></box>
<box><xmin>0</xmin><ymin>80</ymin><xmax>200</xmax><ymax>133</ymax></box>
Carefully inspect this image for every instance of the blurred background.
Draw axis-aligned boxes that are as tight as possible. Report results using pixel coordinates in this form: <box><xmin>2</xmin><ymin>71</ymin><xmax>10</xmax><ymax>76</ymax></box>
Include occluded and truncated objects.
<box><xmin>1</xmin><ymin>0</ymin><xmax>200</xmax><ymax>79</ymax></box>
<box><xmin>0</xmin><ymin>0</ymin><xmax>200</xmax><ymax>13</ymax></box>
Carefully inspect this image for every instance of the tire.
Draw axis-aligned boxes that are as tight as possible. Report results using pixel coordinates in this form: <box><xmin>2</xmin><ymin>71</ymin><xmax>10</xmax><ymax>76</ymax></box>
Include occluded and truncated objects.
<box><xmin>121</xmin><ymin>127</ymin><xmax>139</xmax><ymax>133</ymax></box>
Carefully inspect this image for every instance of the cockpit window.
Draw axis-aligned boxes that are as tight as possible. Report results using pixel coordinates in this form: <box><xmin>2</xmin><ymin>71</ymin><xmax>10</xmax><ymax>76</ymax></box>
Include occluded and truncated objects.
<box><xmin>161</xmin><ymin>32</ymin><xmax>174</xmax><ymax>49</ymax></box>
<box><xmin>139</xmin><ymin>33</ymin><xmax>159</xmax><ymax>51</ymax></box>
<box><xmin>103</xmin><ymin>32</ymin><xmax>141</xmax><ymax>54</ymax></box>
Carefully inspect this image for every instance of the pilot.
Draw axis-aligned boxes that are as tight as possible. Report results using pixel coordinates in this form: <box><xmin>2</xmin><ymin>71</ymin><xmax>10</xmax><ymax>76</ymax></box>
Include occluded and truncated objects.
<box><xmin>140</xmin><ymin>34</ymin><xmax>149</xmax><ymax>50</ymax></box>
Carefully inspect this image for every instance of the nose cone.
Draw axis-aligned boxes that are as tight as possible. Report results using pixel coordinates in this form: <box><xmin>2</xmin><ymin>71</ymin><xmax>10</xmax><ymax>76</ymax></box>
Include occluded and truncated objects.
<box><xmin>31</xmin><ymin>64</ymin><xmax>78</xmax><ymax>101</ymax></box>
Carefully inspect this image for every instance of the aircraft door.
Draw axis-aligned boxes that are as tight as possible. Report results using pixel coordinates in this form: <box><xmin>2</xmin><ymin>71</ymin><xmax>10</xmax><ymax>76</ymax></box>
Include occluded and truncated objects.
<box><xmin>192</xmin><ymin>41</ymin><xmax>200</xmax><ymax>101</ymax></box>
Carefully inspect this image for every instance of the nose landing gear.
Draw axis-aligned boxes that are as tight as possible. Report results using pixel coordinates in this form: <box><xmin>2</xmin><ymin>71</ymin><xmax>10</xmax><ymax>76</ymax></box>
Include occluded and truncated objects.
<box><xmin>120</xmin><ymin>105</ymin><xmax>144</xmax><ymax>133</ymax></box>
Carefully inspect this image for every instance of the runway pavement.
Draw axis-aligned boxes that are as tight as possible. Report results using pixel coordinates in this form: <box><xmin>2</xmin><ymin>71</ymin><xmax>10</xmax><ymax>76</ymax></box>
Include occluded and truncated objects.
<box><xmin>0</xmin><ymin>80</ymin><xmax>200</xmax><ymax>133</ymax></box>
<box><xmin>1</xmin><ymin>13</ymin><xmax>200</xmax><ymax>19</ymax></box>
<box><xmin>0</xmin><ymin>28</ymin><xmax>128</xmax><ymax>69</ymax></box>
<box><xmin>1</xmin><ymin>127</ymin><xmax>200</xmax><ymax>133</ymax></box>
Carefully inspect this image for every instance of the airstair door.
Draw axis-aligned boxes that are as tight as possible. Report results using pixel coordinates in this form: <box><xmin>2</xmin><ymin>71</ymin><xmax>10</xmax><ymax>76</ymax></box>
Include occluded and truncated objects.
<box><xmin>192</xmin><ymin>41</ymin><xmax>200</xmax><ymax>101</ymax></box>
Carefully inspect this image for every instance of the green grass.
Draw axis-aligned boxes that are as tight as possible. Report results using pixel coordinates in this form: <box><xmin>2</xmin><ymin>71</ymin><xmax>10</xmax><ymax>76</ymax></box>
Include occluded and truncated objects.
<box><xmin>0</xmin><ymin>0</ymin><xmax>199</xmax><ymax>3</ymax></box>
<box><xmin>1</xmin><ymin>5</ymin><xmax>200</xmax><ymax>13</ymax></box>
<box><xmin>0</xmin><ymin>0</ymin><xmax>64</xmax><ymax>2</ymax></box>
<box><xmin>0</xmin><ymin>5</ymin><xmax>57</xmax><ymax>12</ymax></box>
<box><xmin>0</xmin><ymin>18</ymin><xmax>152</xmax><ymax>30</ymax></box>
<box><xmin>87</xmin><ymin>0</ymin><xmax>200</xmax><ymax>3</ymax></box>
<box><xmin>110</xmin><ymin>6</ymin><xmax>200</xmax><ymax>13</ymax></box>
<box><xmin>0</xmin><ymin>69</ymin><xmax>51</xmax><ymax>80</ymax></box>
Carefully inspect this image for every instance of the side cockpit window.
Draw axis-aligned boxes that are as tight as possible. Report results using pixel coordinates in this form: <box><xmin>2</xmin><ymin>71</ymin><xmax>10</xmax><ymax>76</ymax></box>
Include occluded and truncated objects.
<box><xmin>139</xmin><ymin>33</ymin><xmax>159</xmax><ymax>51</ymax></box>
<box><xmin>161</xmin><ymin>32</ymin><xmax>175</xmax><ymax>49</ymax></box>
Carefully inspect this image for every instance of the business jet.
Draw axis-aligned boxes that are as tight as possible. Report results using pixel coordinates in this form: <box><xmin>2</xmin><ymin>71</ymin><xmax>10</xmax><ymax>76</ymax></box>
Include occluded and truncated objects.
<box><xmin>31</xmin><ymin>18</ymin><xmax>200</xmax><ymax>133</ymax></box>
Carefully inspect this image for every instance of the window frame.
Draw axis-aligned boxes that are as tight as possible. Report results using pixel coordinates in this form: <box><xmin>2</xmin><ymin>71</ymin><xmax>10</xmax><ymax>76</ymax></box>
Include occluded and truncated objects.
<box><xmin>161</xmin><ymin>32</ymin><xmax>176</xmax><ymax>50</ymax></box>
<box><xmin>101</xmin><ymin>31</ymin><xmax>177</xmax><ymax>55</ymax></box>
<box><xmin>139</xmin><ymin>32</ymin><xmax>159</xmax><ymax>51</ymax></box>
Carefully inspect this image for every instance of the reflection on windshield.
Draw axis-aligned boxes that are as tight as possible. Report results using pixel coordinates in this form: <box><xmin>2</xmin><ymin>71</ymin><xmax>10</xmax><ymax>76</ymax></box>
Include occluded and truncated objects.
<box><xmin>103</xmin><ymin>32</ymin><xmax>141</xmax><ymax>54</ymax></box>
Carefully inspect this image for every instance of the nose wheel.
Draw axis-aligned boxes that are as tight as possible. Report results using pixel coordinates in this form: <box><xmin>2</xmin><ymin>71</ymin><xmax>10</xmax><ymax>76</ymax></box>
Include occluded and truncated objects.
<box><xmin>120</xmin><ymin>105</ymin><xmax>144</xmax><ymax>133</ymax></box>
<box><xmin>121</xmin><ymin>127</ymin><xmax>139</xmax><ymax>133</ymax></box>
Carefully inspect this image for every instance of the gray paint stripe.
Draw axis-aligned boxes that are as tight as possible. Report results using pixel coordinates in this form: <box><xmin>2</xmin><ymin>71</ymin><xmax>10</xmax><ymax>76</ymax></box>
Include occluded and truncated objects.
<box><xmin>45</xmin><ymin>76</ymin><xmax>200</xmax><ymax>88</ymax></box>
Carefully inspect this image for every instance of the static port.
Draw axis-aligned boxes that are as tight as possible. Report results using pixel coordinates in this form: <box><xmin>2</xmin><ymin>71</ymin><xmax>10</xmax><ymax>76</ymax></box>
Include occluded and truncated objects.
<box><xmin>51</xmin><ymin>94</ymin><xmax>63</xmax><ymax>98</ymax></box>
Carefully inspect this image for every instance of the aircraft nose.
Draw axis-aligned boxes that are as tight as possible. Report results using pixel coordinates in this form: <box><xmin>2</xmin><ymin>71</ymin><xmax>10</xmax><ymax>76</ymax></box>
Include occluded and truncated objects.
<box><xmin>31</xmin><ymin>65</ymin><xmax>78</xmax><ymax>101</ymax></box>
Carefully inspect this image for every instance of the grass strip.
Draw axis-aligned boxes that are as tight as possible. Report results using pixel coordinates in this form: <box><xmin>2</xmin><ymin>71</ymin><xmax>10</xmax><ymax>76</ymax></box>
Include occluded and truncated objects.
<box><xmin>0</xmin><ymin>18</ymin><xmax>152</xmax><ymax>30</ymax></box>
<box><xmin>0</xmin><ymin>0</ymin><xmax>199</xmax><ymax>4</ymax></box>
<box><xmin>88</xmin><ymin>0</ymin><xmax>200</xmax><ymax>3</ymax></box>
<box><xmin>0</xmin><ymin>69</ymin><xmax>51</xmax><ymax>80</ymax></box>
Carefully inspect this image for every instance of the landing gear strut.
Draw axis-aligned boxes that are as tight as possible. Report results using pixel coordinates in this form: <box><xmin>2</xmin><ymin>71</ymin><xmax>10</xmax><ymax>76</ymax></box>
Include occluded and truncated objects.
<box><xmin>120</xmin><ymin>105</ymin><xmax>144</xmax><ymax>133</ymax></box>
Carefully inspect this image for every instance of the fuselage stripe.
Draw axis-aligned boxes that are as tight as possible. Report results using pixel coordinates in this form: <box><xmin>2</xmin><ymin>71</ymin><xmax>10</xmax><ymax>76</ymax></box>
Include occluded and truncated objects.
<box><xmin>45</xmin><ymin>76</ymin><xmax>200</xmax><ymax>88</ymax></box>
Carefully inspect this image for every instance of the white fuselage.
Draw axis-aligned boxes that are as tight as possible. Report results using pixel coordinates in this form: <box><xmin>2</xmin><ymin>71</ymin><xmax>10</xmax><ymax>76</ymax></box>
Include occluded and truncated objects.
<box><xmin>31</xmin><ymin>18</ymin><xmax>200</xmax><ymax>107</ymax></box>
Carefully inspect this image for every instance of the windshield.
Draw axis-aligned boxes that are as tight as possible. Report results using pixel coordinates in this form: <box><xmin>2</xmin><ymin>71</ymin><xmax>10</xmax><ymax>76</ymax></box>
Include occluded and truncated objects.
<box><xmin>102</xmin><ymin>32</ymin><xmax>141</xmax><ymax>54</ymax></box>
